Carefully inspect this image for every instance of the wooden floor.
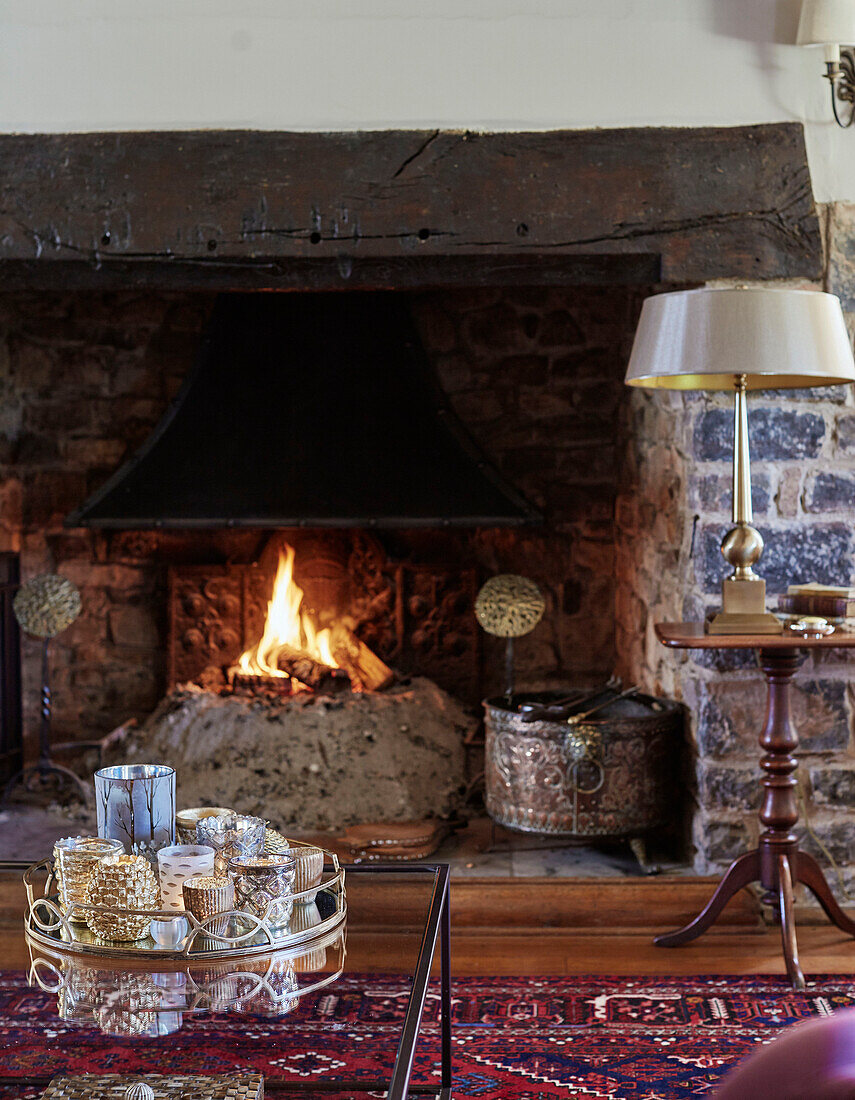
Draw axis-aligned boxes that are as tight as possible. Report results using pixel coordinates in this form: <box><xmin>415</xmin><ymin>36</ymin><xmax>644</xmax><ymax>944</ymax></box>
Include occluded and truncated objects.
<box><xmin>5</xmin><ymin>872</ymin><xmax>855</xmax><ymax>979</ymax></box>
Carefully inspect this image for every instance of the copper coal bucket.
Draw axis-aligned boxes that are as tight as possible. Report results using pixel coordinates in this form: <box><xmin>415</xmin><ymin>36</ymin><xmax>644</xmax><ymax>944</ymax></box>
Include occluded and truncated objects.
<box><xmin>483</xmin><ymin>688</ymin><xmax>682</xmax><ymax>838</ymax></box>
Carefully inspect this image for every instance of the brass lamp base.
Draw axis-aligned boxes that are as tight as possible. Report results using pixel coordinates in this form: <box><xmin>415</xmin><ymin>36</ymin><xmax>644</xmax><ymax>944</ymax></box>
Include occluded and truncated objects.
<box><xmin>708</xmin><ymin>576</ymin><xmax>783</xmax><ymax>635</ymax></box>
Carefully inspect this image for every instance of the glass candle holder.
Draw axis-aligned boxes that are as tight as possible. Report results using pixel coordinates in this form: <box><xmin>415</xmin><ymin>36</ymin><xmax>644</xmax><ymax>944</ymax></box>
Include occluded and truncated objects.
<box><xmin>156</xmin><ymin>844</ymin><xmax>216</xmax><ymax>910</ymax></box>
<box><xmin>95</xmin><ymin>764</ymin><xmax>176</xmax><ymax>856</ymax></box>
<box><xmin>53</xmin><ymin>836</ymin><xmax>124</xmax><ymax>922</ymax></box>
<box><xmin>175</xmin><ymin>806</ymin><xmax>233</xmax><ymax>845</ymax></box>
<box><xmin>150</xmin><ymin>915</ymin><xmax>190</xmax><ymax>948</ymax></box>
<box><xmin>228</xmin><ymin>853</ymin><xmax>296</xmax><ymax>929</ymax></box>
<box><xmin>196</xmin><ymin>814</ymin><xmax>265</xmax><ymax>876</ymax></box>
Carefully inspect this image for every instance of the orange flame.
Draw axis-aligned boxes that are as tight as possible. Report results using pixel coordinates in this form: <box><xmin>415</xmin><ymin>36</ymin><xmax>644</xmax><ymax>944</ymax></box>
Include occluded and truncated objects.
<box><xmin>236</xmin><ymin>545</ymin><xmax>338</xmax><ymax>678</ymax></box>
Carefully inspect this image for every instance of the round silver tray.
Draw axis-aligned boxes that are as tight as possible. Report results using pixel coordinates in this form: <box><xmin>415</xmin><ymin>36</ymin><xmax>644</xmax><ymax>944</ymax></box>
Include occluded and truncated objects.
<box><xmin>24</xmin><ymin>850</ymin><xmax>346</xmax><ymax>960</ymax></box>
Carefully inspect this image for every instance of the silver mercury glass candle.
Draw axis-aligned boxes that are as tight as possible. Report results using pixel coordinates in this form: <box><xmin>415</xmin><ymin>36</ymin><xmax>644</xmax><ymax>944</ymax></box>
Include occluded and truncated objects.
<box><xmin>196</xmin><ymin>814</ymin><xmax>265</xmax><ymax>876</ymax></box>
<box><xmin>228</xmin><ymin>853</ymin><xmax>297</xmax><ymax>929</ymax></box>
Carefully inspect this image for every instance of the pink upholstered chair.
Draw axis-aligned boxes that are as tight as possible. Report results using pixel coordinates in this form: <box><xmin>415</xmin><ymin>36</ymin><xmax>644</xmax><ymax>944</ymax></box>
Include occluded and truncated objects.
<box><xmin>715</xmin><ymin>1007</ymin><xmax>855</xmax><ymax>1098</ymax></box>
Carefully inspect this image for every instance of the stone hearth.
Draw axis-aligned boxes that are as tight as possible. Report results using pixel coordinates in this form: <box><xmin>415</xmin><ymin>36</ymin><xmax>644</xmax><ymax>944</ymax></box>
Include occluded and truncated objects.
<box><xmin>114</xmin><ymin>677</ymin><xmax>472</xmax><ymax>831</ymax></box>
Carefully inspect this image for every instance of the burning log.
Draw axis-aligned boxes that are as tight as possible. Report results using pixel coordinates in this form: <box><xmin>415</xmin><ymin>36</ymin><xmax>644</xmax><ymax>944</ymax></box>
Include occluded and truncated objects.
<box><xmin>330</xmin><ymin>625</ymin><xmax>395</xmax><ymax>692</ymax></box>
<box><xmin>275</xmin><ymin>644</ymin><xmax>351</xmax><ymax>694</ymax></box>
<box><xmin>229</xmin><ymin>542</ymin><xmax>394</xmax><ymax>695</ymax></box>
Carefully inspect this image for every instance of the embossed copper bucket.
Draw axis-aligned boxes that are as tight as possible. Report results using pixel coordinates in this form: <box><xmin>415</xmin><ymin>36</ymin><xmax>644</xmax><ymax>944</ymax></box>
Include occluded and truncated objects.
<box><xmin>483</xmin><ymin>690</ymin><xmax>682</xmax><ymax>837</ymax></box>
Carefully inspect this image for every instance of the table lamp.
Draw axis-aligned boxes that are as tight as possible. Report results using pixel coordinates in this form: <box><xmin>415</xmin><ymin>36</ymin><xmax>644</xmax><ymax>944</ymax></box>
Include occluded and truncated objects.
<box><xmin>625</xmin><ymin>287</ymin><xmax>855</xmax><ymax>635</ymax></box>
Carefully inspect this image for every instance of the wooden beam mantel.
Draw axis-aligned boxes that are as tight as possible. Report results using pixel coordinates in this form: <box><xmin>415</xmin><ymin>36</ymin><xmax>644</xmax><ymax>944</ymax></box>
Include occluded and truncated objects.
<box><xmin>0</xmin><ymin>124</ymin><xmax>821</xmax><ymax>291</ymax></box>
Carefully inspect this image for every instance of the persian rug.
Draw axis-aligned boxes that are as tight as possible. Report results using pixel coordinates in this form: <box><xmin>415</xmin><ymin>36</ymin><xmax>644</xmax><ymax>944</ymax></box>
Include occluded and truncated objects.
<box><xmin>2</xmin><ymin>972</ymin><xmax>855</xmax><ymax>1098</ymax></box>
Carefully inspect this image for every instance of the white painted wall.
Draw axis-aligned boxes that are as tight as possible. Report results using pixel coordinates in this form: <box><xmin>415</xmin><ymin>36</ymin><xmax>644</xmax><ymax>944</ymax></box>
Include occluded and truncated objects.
<box><xmin>0</xmin><ymin>0</ymin><xmax>852</xmax><ymax>201</ymax></box>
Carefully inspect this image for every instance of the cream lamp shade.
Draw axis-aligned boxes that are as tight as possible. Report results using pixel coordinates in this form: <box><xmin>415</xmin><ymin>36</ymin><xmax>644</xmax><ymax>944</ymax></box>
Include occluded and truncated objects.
<box><xmin>625</xmin><ymin>286</ymin><xmax>855</xmax><ymax>636</ymax></box>
<box><xmin>797</xmin><ymin>0</ymin><xmax>855</xmax><ymax>62</ymax></box>
<box><xmin>625</xmin><ymin>288</ymin><xmax>855</xmax><ymax>392</ymax></box>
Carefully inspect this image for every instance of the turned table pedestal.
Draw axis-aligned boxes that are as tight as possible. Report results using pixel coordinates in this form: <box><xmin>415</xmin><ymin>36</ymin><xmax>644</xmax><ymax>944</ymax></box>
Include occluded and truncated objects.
<box><xmin>656</xmin><ymin>622</ymin><xmax>855</xmax><ymax>989</ymax></box>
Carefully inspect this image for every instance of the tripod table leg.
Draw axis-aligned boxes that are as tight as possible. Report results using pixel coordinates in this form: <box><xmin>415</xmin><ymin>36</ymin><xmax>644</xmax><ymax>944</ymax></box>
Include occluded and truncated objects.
<box><xmin>777</xmin><ymin>853</ymin><xmax>805</xmax><ymax>991</ymax></box>
<box><xmin>655</xmin><ymin>849</ymin><xmax>759</xmax><ymax>947</ymax></box>
<box><xmin>796</xmin><ymin>850</ymin><xmax>855</xmax><ymax>938</ymax></box>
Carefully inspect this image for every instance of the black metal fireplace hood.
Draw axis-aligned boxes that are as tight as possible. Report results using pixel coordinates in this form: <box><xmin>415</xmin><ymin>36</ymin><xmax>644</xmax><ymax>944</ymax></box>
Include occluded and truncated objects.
<box><xmin>67</xmin><ymin>293</ymin><xmax>541</xmax><ymax>528</ymax></box>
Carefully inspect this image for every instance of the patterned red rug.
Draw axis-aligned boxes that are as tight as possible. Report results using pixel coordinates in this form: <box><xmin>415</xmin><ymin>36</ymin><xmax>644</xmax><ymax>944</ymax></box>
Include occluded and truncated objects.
<box><xmin>3</xmin><ymin>972</ymin><xmax>855</xmax><ymax>1098</ymax></box>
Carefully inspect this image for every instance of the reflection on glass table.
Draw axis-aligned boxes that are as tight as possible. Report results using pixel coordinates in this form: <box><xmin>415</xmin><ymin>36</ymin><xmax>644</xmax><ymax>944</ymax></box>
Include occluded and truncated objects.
<box><xmin>28</xmin><ymin>918</ymin><xmax>346</xmax><ymax>1037</ymax></box>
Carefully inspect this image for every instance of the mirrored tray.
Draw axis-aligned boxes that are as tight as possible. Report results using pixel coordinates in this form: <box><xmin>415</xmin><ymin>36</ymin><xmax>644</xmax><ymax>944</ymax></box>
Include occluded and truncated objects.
<box><xmin>28</xmin><ymin>921</ymin><xmax>347</xmax><ymax>1035</ymax></box>
<box><xmin>24</xmin><ymin>851</ymin><xmax>346</xmax><ymax>960</ymax></box>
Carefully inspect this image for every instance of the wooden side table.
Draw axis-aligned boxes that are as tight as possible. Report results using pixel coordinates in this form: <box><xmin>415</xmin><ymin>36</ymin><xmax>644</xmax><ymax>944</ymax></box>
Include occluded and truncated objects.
<box><xmin>656</xmin><ymin>622</ymin><xmax>855</xmax><ymax>989</ymax></box>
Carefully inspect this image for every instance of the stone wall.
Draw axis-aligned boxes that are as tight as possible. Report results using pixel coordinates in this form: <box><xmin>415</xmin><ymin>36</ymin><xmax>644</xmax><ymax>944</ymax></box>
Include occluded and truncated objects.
<box><xmin>0</xmin><ymin>287</ymin><xmax>642</xmax><ymax>755</ymax></box>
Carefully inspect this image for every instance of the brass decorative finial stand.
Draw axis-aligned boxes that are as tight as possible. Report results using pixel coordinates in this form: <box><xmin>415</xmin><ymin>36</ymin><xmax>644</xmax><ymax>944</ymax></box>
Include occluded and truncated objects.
<box><xmin>708</xmin><ymin>375</ymin><xmax>782</xmax><ymax>635</ymax></box>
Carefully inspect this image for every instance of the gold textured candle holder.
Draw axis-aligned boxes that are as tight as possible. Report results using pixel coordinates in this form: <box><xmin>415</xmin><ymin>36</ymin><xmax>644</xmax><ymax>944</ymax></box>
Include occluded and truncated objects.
<box><xmin>83</xmin><ymin>854</ymin><xmax>160</xmax><ymax>942</ymax></box>
<box><xmin>288</xmin><ymin>844</ymin><xmax>324</xmax><ymax>903</ymax></box>
<box><xmin>53</xmin><ymin>836</ymin><xmax>124</xmax><ymax>922</ymax></box>
<box><xmin>182</xmin><ymin>874</ymin><xmax>235</xmax><ymax>938</ymax></box>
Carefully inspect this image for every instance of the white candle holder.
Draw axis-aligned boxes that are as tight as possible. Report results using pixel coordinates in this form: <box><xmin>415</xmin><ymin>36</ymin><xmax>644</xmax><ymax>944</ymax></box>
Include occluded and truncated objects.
<box><xmin>150</xmin><ymin>915</ymin><xmax>190</xmax><ymax>947</ymax></box>
<box><xmin>156</xmin><ymin>845</ymin><xmax>215</xmax><ymax>911</ymax></box>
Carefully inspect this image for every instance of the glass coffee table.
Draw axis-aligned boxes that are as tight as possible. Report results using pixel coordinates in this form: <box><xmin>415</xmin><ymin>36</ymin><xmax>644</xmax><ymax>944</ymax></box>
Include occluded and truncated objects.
<box><xmin>1</xmin><ymin>863</ymin><xmax>452</xmax><ymax>1099</ymax></box>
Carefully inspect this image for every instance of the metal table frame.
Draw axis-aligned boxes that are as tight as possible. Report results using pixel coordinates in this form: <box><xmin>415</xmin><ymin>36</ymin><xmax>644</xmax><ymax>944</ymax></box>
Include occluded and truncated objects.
<box><xmin>304</xmin><ymin>862</ymin><xmax>452</xmax><ymax>1100</ymax></box>
<box><xmin>3</xmin><ymin>861</ymin><xmax>452</xmax><ymax>1100</ymax></box>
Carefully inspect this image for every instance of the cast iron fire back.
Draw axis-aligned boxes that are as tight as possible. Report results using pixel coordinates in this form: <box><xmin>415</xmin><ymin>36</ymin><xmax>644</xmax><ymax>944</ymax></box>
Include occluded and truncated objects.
<box><xmin>67</xmin><ymin>293</ymin><xmax>541</xmax><ymax>528</ymax></box>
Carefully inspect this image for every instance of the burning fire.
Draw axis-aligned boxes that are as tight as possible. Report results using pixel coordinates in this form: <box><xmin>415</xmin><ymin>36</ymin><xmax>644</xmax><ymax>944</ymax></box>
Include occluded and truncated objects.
<box><xmin>235</xmin><ymin>545</ymin><xmax>339</xmax><ymax>679</ymax></box>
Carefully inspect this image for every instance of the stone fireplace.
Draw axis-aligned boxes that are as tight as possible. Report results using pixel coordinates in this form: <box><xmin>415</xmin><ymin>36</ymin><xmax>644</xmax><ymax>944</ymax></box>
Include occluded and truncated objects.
<box><xmin>5</xmin><ymin>122</ymin><xmax>854</xmax><ymax>874</ymax></box>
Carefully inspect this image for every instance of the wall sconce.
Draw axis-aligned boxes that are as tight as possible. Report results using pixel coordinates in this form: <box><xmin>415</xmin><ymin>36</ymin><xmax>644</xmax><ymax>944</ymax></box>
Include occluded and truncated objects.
<box><xmin>798</xmin><ymin>0</ymin><xmax>855</xmax><ymax>127</ymax></box>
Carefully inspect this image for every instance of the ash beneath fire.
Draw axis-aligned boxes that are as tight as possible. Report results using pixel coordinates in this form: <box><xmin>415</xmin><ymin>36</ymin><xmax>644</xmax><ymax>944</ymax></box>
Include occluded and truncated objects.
<box><xmin>117</xmin><ymin>677</ymin><xmax>473</xmax><ymax>831</ymax></box>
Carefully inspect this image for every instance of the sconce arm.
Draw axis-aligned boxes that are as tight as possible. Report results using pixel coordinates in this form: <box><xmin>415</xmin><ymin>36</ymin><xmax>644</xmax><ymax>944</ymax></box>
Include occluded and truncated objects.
<box><xmin>826</xmin><ymin>51</ymin><xmax>855</xmax><ymax>128</ymax></box>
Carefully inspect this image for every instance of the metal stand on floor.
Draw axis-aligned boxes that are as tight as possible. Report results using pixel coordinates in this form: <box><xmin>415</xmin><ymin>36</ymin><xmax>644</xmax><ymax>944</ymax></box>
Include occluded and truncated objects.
<box><xmin>1</xmin><ymin>639</ymin><xmax>90</xmax><ymax>807</ymax></box>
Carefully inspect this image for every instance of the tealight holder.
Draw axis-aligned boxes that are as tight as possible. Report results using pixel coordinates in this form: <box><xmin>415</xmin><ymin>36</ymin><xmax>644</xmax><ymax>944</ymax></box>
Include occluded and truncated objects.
<box><xmin>196</xmin><ymin>814</ymin><xmax>265</xmax><ymax>876</ymax></box>
<box><xmin>176</xmin><ymin>806</ymin><xmax>234</xmax><ymax>845</ymax></box>
<box><xmin>229</xmin><ymin>853</ymin><xmax>297</xmax><ymax>929</ymax></box>
<box><xmin>263</xmin><ymin>831</ymin><xmax>324</xmax><ymax>903</ymax></box>
<box><xmin>156</xmin><ymin>844</ymin><xmax>216</xmax><ymax>910</ymax></box>
<box><xmin>150</xmin><ymin>915</ymin><xmax>190</xmax><ymax>948</ymax></box>
<box><xmin>83</xmin><ymin>854</ymin><xmax>160</xmax><ymax>942</ymax></box>
<box><xmin>53</xmin><ymin>836</ymin><xmax>124</xmax><ymax>922</ymax></box>
<box><xmin>287</xmin><ymin>844</ymin><xmax>324</xmax><ymax>904</ymax></box>
<box><xmin>182</xmin><ymin>874</ymin><xmax>235</xmax><ymax>938</ymax></box>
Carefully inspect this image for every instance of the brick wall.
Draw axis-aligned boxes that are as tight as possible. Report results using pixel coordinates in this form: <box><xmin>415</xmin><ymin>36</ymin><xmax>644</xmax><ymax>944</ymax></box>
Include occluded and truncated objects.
<box><xmin>413</xmin><ymin>286</ymin><xmax>645</xmax><ymax>699</ymax></box>
<box><xmin>0</xmin><ymin>286</ymin><xmax>640</xmax><ymax>752</ymax></box>
<box><xmin>0</xmin><ymin>293</ymin><xmax>214</xmax><ymax>751</ymax></box>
